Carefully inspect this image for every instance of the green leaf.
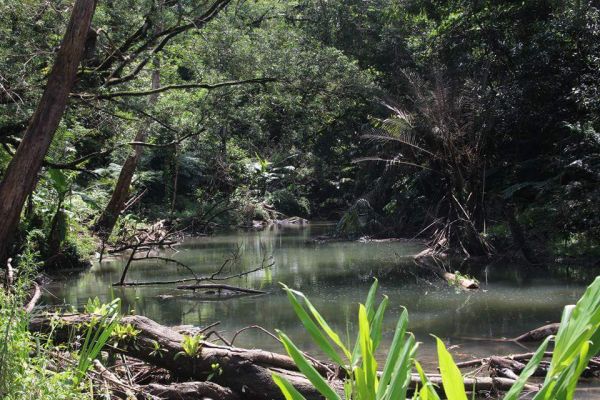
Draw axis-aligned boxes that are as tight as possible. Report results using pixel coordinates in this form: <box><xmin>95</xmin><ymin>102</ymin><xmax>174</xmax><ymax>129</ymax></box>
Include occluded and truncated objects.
<box><xmin>378</xmin><ymin>308</ymin><xmax>409</xmax><ymax>397</ymax></box>
<box><xmin>435</xmin><ymin>337</ymin><xmax>468</xmax><ymax>400</ymax></box>
<box><xmin>358</xmin><ymin>304</ymin><xmax>377</xmax><ymax>397</ymax></box>
<box><xmin>47</xmin><ymin>168</ymin><xmax>69</xmax><ymax>195</ymax></box>
<box><xmin>382</xmin><ymin>334</ymin><xmax>416</xmax><ymax>400</ymax></box>
<box><xmin>277</xmin><ymin>331</ymin><xmax>341</xmax><ymax>400</ymax></box>
<box><xmin>281</xmin><ymin>284</ymin><xmax>347</xmax><ymax>366</ymax></box>
<box><xmin>503</xmin><ymin>336</ymin><xmax>551</xmax><ymax>400</ymax></box>
<box><xmin>415</xmin><ymin>361</ymin><xmax>441</xmax><ymax>400</ymax></box>
<box><xmin>284</xmin><ymin>284</ymin><xmax>352</xmax><ymax>361</ymax></box>
<box><xmin>272</xmin><ymin>374</ymin><xmax>308</xmax><ymax>400</ymax></box>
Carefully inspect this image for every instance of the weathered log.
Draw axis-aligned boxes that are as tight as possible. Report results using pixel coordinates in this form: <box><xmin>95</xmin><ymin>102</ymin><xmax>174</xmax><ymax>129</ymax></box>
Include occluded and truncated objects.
<box><xmin>414</xmin><ymin>255</ymin><xmax>479</xmax><ymax>290</ymax></box>
<box><xmin>514</xmin><ymin>323</ymin><xmax>560</xmax><ymax>342</ymax></box>
<box><xmin>30</xmin><ymin>314</ymin><xmax>329</xmax><ymax>400</ymax></box>
<box><xmin>29</xmin><ymin>313</ymin><xmax>544</xmax><ymax>398</ymax></box>
<box><xmin>442</xmin><ymin>271</ymin><xmax>480</xmax><ymax>290</ymax></box>
<box><xmin>409</xmin><ymin>374</ymin><xmax>537</xmax><ymax>393</ymax></box>
<box><xmin>24</xmin><ymin>282</ymin><xmax>41</xmax><ymax>312</ymax></box>
<box><xmin>177</xmin><ymin>284</ymin><xmax>266</xmax><ymax>294</ymax></box>
<box><xmin>456</xmin><ymin>352</ymin><xmax>553</xmax><ymax>369</ymax></box>
<box><xmin>143</xmin><ymin>381</ymin><xmax>241</xmax><ymax>400</ymax></box>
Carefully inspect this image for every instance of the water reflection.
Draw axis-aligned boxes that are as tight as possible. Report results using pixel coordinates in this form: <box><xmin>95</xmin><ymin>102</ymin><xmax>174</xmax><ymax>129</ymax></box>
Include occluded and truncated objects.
<box><xmin>44</xmin><ymin>224</ymin><xmax>597</xmax><ymax>368</ymax></box>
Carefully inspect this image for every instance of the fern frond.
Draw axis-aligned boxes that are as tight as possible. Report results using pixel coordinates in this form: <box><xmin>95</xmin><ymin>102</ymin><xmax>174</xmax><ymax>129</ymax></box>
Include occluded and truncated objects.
<box><xmin>352</xmin><ymin>157</ymin><xmax>431</xmax><ymax>171</ymax></box>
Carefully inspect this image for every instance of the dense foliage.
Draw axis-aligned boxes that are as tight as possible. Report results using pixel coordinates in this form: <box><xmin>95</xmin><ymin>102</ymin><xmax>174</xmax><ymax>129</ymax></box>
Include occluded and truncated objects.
<box><xmin>1</xmin><ymin>0</ymin><xmax>599</xmax><ymax>267</ymax></box>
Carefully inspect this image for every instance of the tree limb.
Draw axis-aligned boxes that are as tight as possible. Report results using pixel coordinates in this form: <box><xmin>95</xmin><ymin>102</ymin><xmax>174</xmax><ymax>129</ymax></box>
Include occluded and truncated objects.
<box><xmin>86</xmin><ymin>78</ymin><xmax>276</xmax><ymax>99</ymax></box>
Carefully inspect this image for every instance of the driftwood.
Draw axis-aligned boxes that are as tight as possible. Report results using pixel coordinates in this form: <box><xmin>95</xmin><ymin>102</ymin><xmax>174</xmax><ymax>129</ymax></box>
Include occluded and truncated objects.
<box><xmin>514</xmin><ymin>323</ymin><xmax>560</xmax><ymax>342</ymax></box>
<box><xmin>143</xmin><ymin>381</ymin><xmax>241</xmax><ymax>400</ymax></box>
<box><xmin>414</xmin><ymin>250</ymin><xmax>480</xmax><ymax>290</ymax></box>
<box><xmin>441</xmin><ymin>271</ymin><xmax>479</xmax><ymax>289</ymax></box>
<box><xmin>456</xmin><ymin>352</ymin><xmax>553</xmax><ymax>369</ymax></box>
<box><xmin>30</xmin><ymin>313</ymin><xmax>535</xmax><ymax>399</ymax></box>
<box><xmin>24</xmin><ymin>281</ymin><xmax>41</xmax><ymax>312</ymax></box>
<box><xmin>177</xmin><ymin>284</ymin><xmax>266</xmax><ymax>295</ymax></box>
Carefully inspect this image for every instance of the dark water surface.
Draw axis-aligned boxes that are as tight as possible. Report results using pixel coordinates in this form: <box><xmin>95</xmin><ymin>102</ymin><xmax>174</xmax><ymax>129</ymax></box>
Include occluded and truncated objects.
<box><xmin>43</xmin><ymin>224</ymin><xmax>599</xmax><ymax>388</ymax></box>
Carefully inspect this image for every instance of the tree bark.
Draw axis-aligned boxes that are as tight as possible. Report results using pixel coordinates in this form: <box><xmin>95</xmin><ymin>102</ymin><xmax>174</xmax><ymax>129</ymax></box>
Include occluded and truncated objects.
<box><xmin>0</xmin><ymin>0</ymin><xmax>97</xmax><ymax>270</ymax></box>
<box><xmin>93</xmin><ymin>62</ymin><xmax>161</xmax><ymax>241</ymax></box>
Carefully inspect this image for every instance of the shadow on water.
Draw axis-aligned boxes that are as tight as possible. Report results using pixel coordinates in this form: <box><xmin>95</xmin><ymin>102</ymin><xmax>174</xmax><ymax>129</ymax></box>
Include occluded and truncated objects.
<box><xmin>43</xmin><ymin>224</ymin><xmax>600</xmax><ymax>370</ymax></box>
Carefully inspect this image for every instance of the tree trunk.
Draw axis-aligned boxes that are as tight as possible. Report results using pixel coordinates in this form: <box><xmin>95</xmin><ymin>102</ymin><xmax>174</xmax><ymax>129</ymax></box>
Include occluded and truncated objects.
<box><xmin>504</xmin><ymin>202</ymin><xmax>540</xmax><ymax>265</ymax></box>
<box><xmin>0</xmin><ymin>0</ymin><xmax>97</xmax><ymax>269</ymax></box>
<box><xmin>93</xmin><ymin>65</ymin><xmax>161</xmax><ymax>241</ymax></box>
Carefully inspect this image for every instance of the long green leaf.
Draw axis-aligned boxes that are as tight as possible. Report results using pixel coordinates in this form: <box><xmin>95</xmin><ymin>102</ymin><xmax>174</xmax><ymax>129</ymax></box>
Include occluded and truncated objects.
<box><xmin>383</xmin><ymin>334</ymin><xmax>416</xmax><ymax>400</ymax></box>
<box><xmin>503</xmin><ymin>336</ymin><xmax>551</xmax><ymax>400</ymax></box>
<box><xmin>358</xmin><ymin>304</ymin><xmax>377</xmax><ymax>397</ymax></box>
<box><xmin>377</xmin><ymin>308</ymin><xmax>409</xmax><ymax>398</ymax></box>
<box><xmin>370</xmin><ymin>296</ymin><xmax>388</xmax><ymax>350</ymax></box>
<box><xmin>414</xmin><ymin>361</ymin><xmax>441</xmax><ymax>400</ymax></box>
<box><xmin>281</xmin><ymin>285</ymin><xmax>346</xmax><ymax>366</ymax></box>
<box><xmin>435</xmin><ymin>337</ymin><xmax>468</xmax><ymax>400</ymax></box>
<box><xmin>277</xmin><ymin>331</ymin><xmax>341</xmax><ymax>400</ymax></box>
<box><xmin>272</xmin><ymin>374</ymin><xmax>308</xmax><ymax>400</ymax></box>
<box><xmin>285</xmin><ymin>284</ymin><xmax>352</xmax><ymax>361</ymax></box>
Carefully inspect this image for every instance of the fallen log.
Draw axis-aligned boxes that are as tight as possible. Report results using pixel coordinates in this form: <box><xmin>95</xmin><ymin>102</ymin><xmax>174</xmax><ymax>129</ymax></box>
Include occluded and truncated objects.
<box><xmin>414</xmin><ymin>253</ymin><xmax>479</xmax><ymax>290</ymax></box>
<box><xmin>31</xmin><ymin>313</ymin><xmax>538</xmax><ymax>399</ymax></box>
<box><xmin>456</xmin><ymin>352</ymin><xmax>553</xmax><ymax>369</ymax></box>
<box><xmin>514</xmin><ymin>323</ymin><xmax>560</xmax><ymax>342</ymax></box>
<box><xmin>30</xmin><ymin>314</ymin><xmax>329</xmax><ymax>400</ymax></box>
<box><xmin>416</xmin><ymin>374</ymin><xmax>538</xmax><ymax>393</ymax></box>
<box><xmin>177</xmin><ymin>284</ymin><xmax>266</xmax><ymax>294</ymax></box>
<box><xmin>442</xmin><ymin>271</ymin><xmax>479</xmax><ymax>290</ymax></box>
<box><xmin>143</xmin><ymin>381</ymin><xmax>241</xmax><ymax>400</ymax></box>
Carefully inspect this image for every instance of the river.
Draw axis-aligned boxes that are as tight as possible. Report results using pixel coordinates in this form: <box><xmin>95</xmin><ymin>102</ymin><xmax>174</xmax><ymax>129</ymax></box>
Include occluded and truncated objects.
<box><xmin>43</xmin><ymin>224</ymin><xmax>599</xmax><ymax>384</ymax></box>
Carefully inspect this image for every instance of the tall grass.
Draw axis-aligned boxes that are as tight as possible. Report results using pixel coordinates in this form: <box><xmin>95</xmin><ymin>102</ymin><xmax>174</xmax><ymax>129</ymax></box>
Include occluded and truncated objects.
<box><xmin>0</xmin><ymin>248</ymin><xmax>120</xmax><ymax>399</ymax></box>
<box><xmin>274</xmin><ymin>277</ymin><xmax>600</xmax><ymax>400</ymax></box>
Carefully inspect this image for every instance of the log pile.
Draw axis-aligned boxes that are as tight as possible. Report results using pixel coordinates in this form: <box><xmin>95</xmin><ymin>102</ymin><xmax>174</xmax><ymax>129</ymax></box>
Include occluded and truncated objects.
<box><xmin>30</xmin><ymin>312</ymin><xmax>550</xmax><ymax>399</ymax></box>
<box><xmin>31</xmin><ymin>313</ymin><xmax>330</xmax><ymax>400</ymax></box>
<box><xmin>34</xmin><ymin>309</ymin><xmax>600</xmax><ymax>400</ymax></box>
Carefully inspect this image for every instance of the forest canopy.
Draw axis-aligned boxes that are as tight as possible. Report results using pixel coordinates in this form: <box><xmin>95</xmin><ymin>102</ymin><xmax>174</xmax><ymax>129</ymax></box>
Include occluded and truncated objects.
<box><xmin>0</xmin><ymin>0</ymin><xmax>599</xmax><ymax>267</ymax></box>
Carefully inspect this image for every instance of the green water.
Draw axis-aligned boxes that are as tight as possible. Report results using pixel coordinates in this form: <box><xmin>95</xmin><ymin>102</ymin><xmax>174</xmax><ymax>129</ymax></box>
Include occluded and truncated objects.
<box><xmin>44</xmin><ymin>224</ymin><xmax>597</xmax><ymax>370</ymax></box>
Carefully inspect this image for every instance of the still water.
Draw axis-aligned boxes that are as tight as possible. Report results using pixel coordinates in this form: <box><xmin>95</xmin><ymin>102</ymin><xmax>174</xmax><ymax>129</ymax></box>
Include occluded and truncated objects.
<box><xmin>44</xmin><ymin>224</ymin><xmax>597</xmax><ymax>371</ymax></box>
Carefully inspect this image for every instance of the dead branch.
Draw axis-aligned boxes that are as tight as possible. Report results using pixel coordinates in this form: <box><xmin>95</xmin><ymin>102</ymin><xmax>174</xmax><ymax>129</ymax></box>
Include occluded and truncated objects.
<box><xmin>177</xmin><ymin>284</ymin><xmax>266</xmax><ymax>295</ymax></box>
<box><xmin>230</xmin><ymin>325</ymin><xmax>281</xmax><ymax>347</ymax></box>
<box><xmin>24</xmin><ymin>282</ymin><xmax>41</xmax><ymax>312</ymax></box>
<box><xmin>514</xmin><ymin>323</ymin><xmax>560</xmax><ymax>342</ymax></box>
<box><xmin>4</xmin><ymin>258</ymin><xmax>13</xmax><ymax>290</ymax></box>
